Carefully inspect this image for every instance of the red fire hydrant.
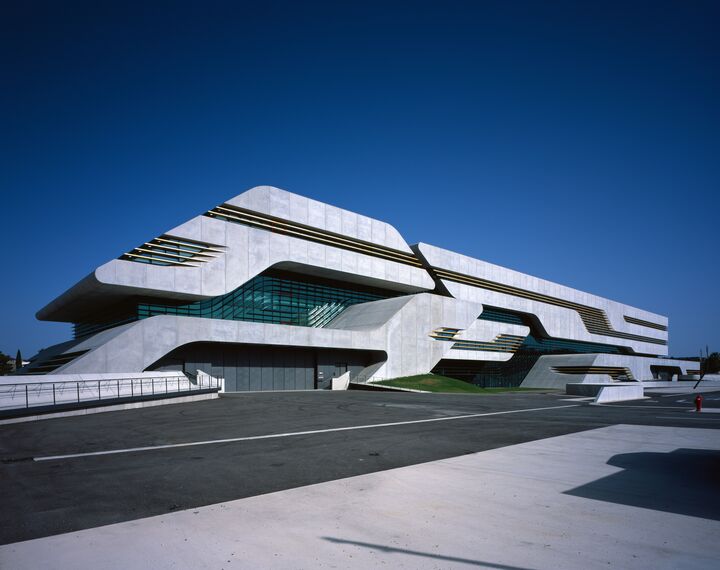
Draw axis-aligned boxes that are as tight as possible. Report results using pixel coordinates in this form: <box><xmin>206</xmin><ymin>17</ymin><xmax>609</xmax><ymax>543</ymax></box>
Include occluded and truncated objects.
<box><xmin>695</xmin><ymin>394</ymin><xmax>703</xmax><ymax>412</ymax></box>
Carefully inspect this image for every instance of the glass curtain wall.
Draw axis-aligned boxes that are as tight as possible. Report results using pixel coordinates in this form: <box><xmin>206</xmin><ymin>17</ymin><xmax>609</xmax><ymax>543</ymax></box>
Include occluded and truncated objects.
<box><xmin>433</xmin><ymin>306</ymin><xmax>629</xmax><ymax>387</ymax></box>
<box><xmin>137</xmin><ymin>274</ymin><xmax>394</xmax><ymax>326</ymax></box>
<box><xmin>74</xmin><ymin>271</ymin><xmax>399</xmax><ymax>338</ymax></box>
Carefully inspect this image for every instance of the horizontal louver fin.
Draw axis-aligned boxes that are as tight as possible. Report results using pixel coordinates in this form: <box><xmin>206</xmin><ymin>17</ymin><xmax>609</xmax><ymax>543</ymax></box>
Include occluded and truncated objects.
<box><xmin>429</xmin><ymin>328</ymin><xmax>526</xmax><ymax>353</ymax></box>
<box><xmin>205</xmin><ymin>203</ymin><xmax>423</xmax><ymax>268</ymax></box>
<box><xmin>120</xmin><ymin>235</ymin><xmax>225</xmax><ymax>267</ymax></box>
<box><xmin>17</xmin><ymin>350</ymin><xmax>90</xmax><ymax>375</ymax></box>
<box><xmin>552</xmin><ymin>366</ymin><xmax>635</xmax><ymax>381</ymax></box>
<box><xmin>432</xmin><ymin>267</ymin><xmax>666</xmax><ymax>346</ymax></box>
<box><xmin>623</xmin><ymin>315</ymin><xmax>667</xmax><ymax>331</ymax></box>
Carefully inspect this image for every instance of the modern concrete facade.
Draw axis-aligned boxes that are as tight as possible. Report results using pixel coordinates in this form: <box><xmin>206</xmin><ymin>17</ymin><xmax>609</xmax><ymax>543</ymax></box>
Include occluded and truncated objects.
<box><xmin>23</xmin><ymin>186</ymin><xmax>694</xmax><ymax>389</ymax></box>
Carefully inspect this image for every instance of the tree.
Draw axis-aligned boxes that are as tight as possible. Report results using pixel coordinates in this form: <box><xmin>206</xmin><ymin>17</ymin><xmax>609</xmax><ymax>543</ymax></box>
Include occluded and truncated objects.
<box><xmin>0</xmin><ymin>352</ymin><xmax>12</xmax><ymax>375</ymax></box>
<box><xmin>695</xmin><ymin>347</ymin><xmax>717</xmax><ymax>388</ymax></box>
<box><xmin>15</xmin><ymin>349</ymin><xmax>22</xmax><ymax>370</ymax></box>
<box><xmin>707</xmin><ymin>352</ymin><xmax>720</xmax><ymax>374</ymax></box>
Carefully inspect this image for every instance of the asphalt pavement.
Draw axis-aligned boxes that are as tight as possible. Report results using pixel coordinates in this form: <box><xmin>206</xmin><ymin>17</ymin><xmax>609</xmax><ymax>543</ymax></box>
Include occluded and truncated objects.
<box><xmin>1</xmin><ymin>388</ymin><xmax>719</xmax><ymax>545</ymax></box>
<box><xmin>4</xmin><ymin>424</ymin><xmax>718</xmax><ymax>570</ymax></box>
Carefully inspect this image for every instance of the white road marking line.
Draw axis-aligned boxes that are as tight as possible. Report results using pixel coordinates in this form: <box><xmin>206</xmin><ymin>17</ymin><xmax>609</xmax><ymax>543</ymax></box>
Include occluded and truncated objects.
<box><xmin>654</xmin><ymin>415</ymin><xmax>720</xmax><ymax>422</ymax></box>
<box><xmin>593</xmin><ymin>403</ymin><xmax>690</xmax><ymax>409</ymax></box>
<box><xmin>33</xmin><ymin>404</ymin><xmax>579</xmax><ymax>462</ymax></box>
<box><xmin>658</xmin><ymin>392</ymin><xmax>719</xmax><ymax>399</ymax></box>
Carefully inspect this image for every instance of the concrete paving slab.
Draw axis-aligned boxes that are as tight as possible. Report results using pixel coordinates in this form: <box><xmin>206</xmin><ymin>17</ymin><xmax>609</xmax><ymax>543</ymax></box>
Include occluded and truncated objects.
<box><xmin>2</xmin><ymin>424</ymin><xmax>718</xmax><ymax>570</ymax></box>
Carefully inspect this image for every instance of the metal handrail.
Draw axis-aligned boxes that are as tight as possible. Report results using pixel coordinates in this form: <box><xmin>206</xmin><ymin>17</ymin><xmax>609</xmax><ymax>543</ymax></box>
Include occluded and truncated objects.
<box><xmin>0</xmin><ymin>374</ymin><xmax>222</xmax><ymax>412</ymax></box>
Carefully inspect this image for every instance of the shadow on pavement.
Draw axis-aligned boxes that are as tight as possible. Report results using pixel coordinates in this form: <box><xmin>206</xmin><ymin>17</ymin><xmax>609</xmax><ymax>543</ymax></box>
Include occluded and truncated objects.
<box><xmin>322</xmin><ymin>537</ymin><xmax>533</xmax><ymax>569</ymax></box>
<box><xmin>564</xmin><ymin>448</ymin><xmax>720</xmax><ymax>521</ymax></box>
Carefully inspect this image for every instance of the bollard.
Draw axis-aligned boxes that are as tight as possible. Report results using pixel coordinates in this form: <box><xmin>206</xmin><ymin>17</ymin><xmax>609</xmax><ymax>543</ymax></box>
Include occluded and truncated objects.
<box><xmin>695</xmin><ymin>394</ymin><xmax>703</xmax><ymax>412</ymax></box>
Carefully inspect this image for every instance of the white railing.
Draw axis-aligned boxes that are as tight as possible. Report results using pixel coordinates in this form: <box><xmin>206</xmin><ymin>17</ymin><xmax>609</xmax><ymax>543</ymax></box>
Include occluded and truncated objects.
<box><xmin>0</xmin><ymin>374</ymin><xmax>221</xmax><ymax>412</ymax></box>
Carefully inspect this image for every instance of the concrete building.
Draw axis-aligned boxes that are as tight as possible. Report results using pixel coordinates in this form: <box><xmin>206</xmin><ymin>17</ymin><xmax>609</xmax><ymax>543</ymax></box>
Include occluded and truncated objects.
<box><xmin>22</xmin><ymin>186</ymin><xmax>694</xmax><ymax>389</ymax></box>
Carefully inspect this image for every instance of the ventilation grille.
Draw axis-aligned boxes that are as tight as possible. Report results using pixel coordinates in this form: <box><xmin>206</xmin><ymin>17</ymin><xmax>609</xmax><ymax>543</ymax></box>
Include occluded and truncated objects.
<box><xmin>121</xmin><ymin>235</ymin><xmax>225</xmax><ymax>267</ymax></box>
<box><xmin>623</xmin><ymin>315</ymin><xmax>667</xmax><ymax>331</ymax></box>
<box><xmin>551</xmin><ymin>366</ymin><xmax>635</xmax><ymax>381</ymax></box>
<box><xmin>432</xmin><ymin>267</ymin><xmax>667</xmax><ymax>346</ymax></box>
<box><xmin>429</xmin><ymin>328</ymin><xmax>526</xmax><ymax>353</ymax></box>
<box><xmin>205</xmin><ymin>203</ymin><xmax>422</xmax><ymax>268</ymax></box>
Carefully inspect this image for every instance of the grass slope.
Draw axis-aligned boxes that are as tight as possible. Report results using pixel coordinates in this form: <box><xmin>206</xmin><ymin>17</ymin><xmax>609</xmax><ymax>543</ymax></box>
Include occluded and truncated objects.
<box><xmin>376</xmin><ymin>374</ymin><xmax>544</xmax><ymax>393</ymax></box>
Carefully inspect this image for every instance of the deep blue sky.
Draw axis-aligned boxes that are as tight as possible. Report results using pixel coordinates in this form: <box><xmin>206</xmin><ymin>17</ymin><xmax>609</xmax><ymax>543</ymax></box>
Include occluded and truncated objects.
<box><xmin>1</xmin><ymin>1</ymin><xmax>718</xmax><ymax>358</ymax></box>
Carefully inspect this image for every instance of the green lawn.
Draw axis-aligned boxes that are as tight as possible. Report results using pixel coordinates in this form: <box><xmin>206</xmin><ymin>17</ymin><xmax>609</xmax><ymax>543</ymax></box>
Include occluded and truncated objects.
<box><xmin>375</xmin><ymin>374</ymin><xmax>549</xmax><ymax>394</ymax></box>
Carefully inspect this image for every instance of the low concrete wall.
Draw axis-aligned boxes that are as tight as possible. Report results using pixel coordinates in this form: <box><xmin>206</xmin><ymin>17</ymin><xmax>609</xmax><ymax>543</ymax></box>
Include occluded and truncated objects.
<box><xmin>567</xmin><ymin>382</ymin><xmax>645</xmax><ymax>403</ymax></box>
<box><xmin>331</xmin><ymin>372</ymin><xmax>351</xmax><ymax>391</ymax></box>
<box><xmin>595</xmin><ymin>384</ymin><xmax>645</xmax><ymax>403</ymax></box>
<box><xmin>0</xmin><ymin>392</ymin><xmax>219</xmax><ymax>425</ymax></box>
<box><xmin>566</xmin><ymin>383</ymin><xmax>610</xmax><ymax>397</ymax></box>
<box><xmin>0</xmin><ymin>375</ymin><xmax>210</xmax><ymax>411</ymax></box>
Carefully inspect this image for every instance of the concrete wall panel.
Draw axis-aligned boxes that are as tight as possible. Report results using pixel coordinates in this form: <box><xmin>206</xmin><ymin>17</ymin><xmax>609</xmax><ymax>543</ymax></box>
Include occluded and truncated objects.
<box><xmin>418</xmin><ymin>242</ymin><xmax>668</xmax><ymax>356</ymax></box>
